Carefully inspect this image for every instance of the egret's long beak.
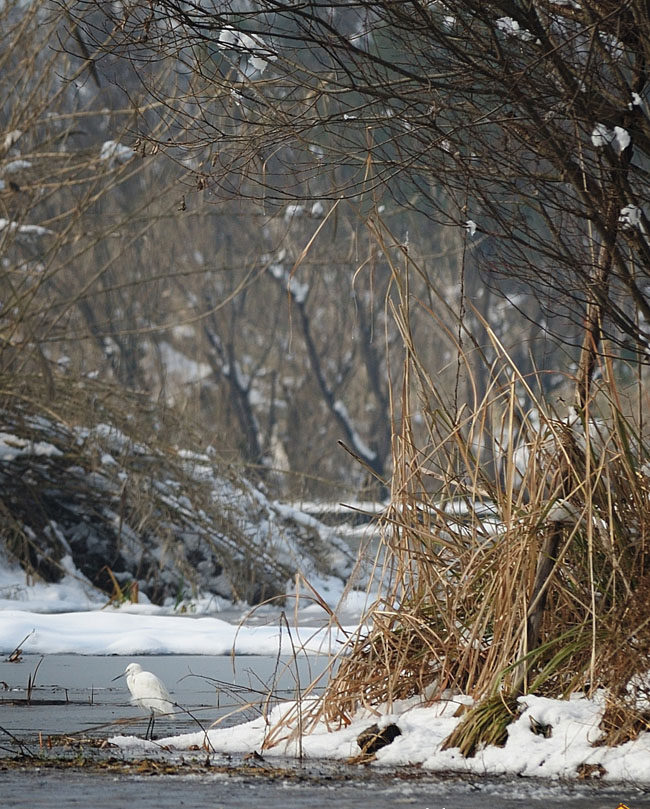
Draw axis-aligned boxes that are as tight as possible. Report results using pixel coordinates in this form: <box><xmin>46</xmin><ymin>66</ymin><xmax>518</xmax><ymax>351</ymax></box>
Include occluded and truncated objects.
<box><xmin>112</xmin><ymin>672</ymin><xmax>125</xmax><ymax>682</ymax></box>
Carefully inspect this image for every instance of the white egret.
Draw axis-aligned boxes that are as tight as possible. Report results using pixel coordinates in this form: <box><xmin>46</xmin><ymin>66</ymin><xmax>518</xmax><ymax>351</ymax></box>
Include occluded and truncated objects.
<box><xmin>113</xmin><ymin>662</ymin><xmax>174</xmax><ymax>739</ymax></box>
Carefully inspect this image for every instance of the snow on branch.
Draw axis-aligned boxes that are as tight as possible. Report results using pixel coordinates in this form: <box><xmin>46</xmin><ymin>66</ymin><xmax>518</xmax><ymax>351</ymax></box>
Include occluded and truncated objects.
<box><xmin>333</xmin><ymin>400</ymin><xmax>377</xmax><ymax>463</ymax></box>
<box><xmin>495</xmin><ymin>16</ymin><xmax>537</xmax><ymax>43</ymax></box>
<box><xmin>590</xmin><ymin>123</ymin><xmax>631</xmax><ymax>155</ymax></box>
<box><xmin>99</xmin><ymin>140</ymin><xmax>135</xmax><ymax>166</ymax></box>
<box><xmin>217</xmin><ymin>27</ymin><xmax>277</xmax><ymax>75</ymax></box>
<box><xmin>265</xmin><ymin>252</ymin><xmax>380</xmax><ymax>475</ymax></box>
<box><xmin>0</xmin><ymin>218</ymin><xmax>53</xmax><ymax>242</ymax></box>
<box><xmin>265</xmin><ymin>252</ymin><xmax>309</xmax><ymax>304</ymax></box>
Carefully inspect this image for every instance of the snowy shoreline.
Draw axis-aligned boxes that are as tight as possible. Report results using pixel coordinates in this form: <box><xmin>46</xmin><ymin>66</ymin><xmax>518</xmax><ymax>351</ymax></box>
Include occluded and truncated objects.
<box><xmin>109</xmin><ymin>691</ymin><xmax>650</xmax><ymax>786</ymax></box>
<box><xmin>2</xmin><ymin>570</ymin><xmax>650</xmax><ymax>787</ymax></box>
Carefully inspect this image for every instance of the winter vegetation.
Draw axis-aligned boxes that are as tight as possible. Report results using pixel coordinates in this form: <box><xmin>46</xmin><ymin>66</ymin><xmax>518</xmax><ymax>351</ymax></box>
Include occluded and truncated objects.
<box><xmin>0</xmin><ymin>382</ymin><xmax>356</xmax><ymax>607</ymax></box>
<box><xmin>2</xmin><ymin>0</ymin><xmax>650</xmax><ymax>782</ymax></box>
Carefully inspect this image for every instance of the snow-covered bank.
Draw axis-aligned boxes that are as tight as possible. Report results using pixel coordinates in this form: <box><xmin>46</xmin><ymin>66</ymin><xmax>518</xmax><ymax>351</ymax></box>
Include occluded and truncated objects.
<box><xmin>112</xmin><ymin>692</ymin><xmax>650</xmax><ymax>785</ymax></box>
<box><xmin>0</xmin><ymin>549</ymin><xmax>367</xmax><ymax>618</ymax></box>
<box><xmin>0</xmin><ymin>408</ymin><xmax>362</xmax><ymax>609</ymax></box>
<box><xmin>0</xmin><ymin>608</ymin><xmax>354</xmax><ymax>656</ymax></box>
<box><xmin>0</xmin><ymin>544</ymin><xmax>369</xmax><ymax>656</ymax></box>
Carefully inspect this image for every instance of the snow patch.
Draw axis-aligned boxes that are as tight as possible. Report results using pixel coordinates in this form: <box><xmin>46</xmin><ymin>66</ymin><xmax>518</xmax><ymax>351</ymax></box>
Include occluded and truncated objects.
<box><xmin>0</xmin><ymin>219</ymin><xmax>53</xmax><ymax>241</ymax></box>
<box><xmin>591</xmin><ymin>124</ymin><xmax>631</xmax><ymax>154</ymax></box>
<box><xmin>0</xmin><ymin>432</ymin><xmax>62</xmax><ymax>461</ymax></box>
<box><xmin>496</xmin><ymin>17</ymin><xmax>535</xmax><ymax>42</ymax></box>
<box><xmin>619</xmin><ymin>204</ymin><xmax>644</xmax><ymax>232</ymax></box>
<box><xmin>100</xmin><ymin>140</ymin><xmax>135</xmax><ymax>166</ymax></box>
<box><xmin>3</xmin><ymin>159</ymin><xmax>31</xmax><ymax>174</ymax></box>
<box><xmin>217</xmin><ymin>27</ymin><xmax>277</xmax><ymax>75</ymax></box>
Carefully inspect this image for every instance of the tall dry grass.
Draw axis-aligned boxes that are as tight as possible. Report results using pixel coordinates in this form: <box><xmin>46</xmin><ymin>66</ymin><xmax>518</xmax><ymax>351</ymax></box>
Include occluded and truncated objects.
<box><xmin>262</xmin><ymin>230</ymin><xmax>650</xmax><ymax>754</ymax></box>
<box><xmin>323</xmin><ymin>361</ymin><xmax>648</xmax><ymax>753</ymax></box>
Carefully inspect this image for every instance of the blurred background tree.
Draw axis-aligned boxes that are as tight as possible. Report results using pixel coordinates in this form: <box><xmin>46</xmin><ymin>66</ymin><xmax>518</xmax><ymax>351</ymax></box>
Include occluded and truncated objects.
<box><xmin>7</xmin><ymin>0</ymin><xmax>649</xmax><ymax>502</ymax></box>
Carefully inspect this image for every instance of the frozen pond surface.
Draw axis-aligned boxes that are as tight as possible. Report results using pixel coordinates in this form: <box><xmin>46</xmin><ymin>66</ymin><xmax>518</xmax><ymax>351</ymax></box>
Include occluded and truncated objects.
<box><xmin>1</xmin><ymin>655</ymin><xmax>650</xmax><ymax>809</ymax></box>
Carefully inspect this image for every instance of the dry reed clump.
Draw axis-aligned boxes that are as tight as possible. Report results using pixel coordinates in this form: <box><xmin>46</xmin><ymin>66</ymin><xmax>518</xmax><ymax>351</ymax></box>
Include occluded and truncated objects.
<box><xmin>307</xmin><ymin>330</ymin><xmax>650</xmax><ymax>755</ymax></box>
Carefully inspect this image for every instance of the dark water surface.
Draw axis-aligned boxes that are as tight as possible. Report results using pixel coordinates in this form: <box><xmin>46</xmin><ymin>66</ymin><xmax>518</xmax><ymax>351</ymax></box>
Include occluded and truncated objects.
<box><xmin>2</xmin><ymin>766</ymin><xmax>649</xmax><ymax>809</ymax></box>
<box><xmin>0</xmin><ymin>654</ymin><xmax>324</xmax><ymax>741</ymax></box>
<box><xmin>1</xmin><ymin>655</ymin><xmax>649</xmax><ymax>809</ymax></box>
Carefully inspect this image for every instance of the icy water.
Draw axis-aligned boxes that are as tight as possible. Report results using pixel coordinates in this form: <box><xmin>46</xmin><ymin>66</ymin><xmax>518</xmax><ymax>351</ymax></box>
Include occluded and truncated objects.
<box><xmin>0</xmin><ymin>653</ymin><xmax>322</xmax><ymax>741</ymax></box>
<box><xmin>1</xmin><ymin>655</ymin><xmax>649</xmax><ymax>809</ymax></box>
<box><xmin>3</xmin><ymin>767</ymin><xmax>650</xmax><ymax>809</ymax></box>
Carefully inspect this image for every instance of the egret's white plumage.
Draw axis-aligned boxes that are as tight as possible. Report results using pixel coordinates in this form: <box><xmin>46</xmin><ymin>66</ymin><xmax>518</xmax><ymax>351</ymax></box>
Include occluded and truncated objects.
<box><xmin>114</xmin><ymin>662</ymin><xmax>174</xmax><ymax>739</ymax></box>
